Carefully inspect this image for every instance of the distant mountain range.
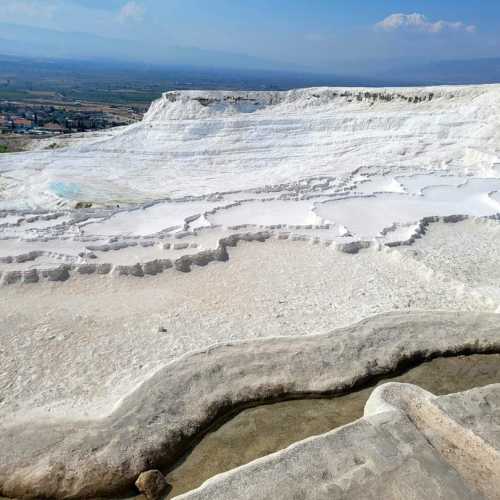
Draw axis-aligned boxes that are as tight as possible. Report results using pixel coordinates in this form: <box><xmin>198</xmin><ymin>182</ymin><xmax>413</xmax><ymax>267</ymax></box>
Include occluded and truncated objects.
<box><xmin>0</xmin><ymin>21</ymin><xmax>499</xmax><ymax>86</ymax></box>
<box><xmin>0</xmin><ymin>22</ymin><xmax>295</xmax><ymax>72</ymax></box>
<box><xmin>397</xmin><ymin>58</ymin><xmax>500</xmax><ymax>85</ymax></box>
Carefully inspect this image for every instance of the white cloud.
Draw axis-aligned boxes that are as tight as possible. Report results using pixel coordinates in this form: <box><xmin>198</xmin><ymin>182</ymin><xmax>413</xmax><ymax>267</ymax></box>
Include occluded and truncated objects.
<box><xmin>376</xmin><ymin>13</ymin><xmax>476</xmax><ymax>34</ymax></box>
<box><xmin>3</xmin><ymin>0</ymin><xmax>58</xmax><ymax>20</ymax></box>
<box><xmin>0</xmin><ymin>0</ymin><xmax>146</xmax><ymax>38</ymax></box>
<box><xmin>118</xmin><ymin>1</ymin><xmax>145</xmax><ymax>23</ymax></box>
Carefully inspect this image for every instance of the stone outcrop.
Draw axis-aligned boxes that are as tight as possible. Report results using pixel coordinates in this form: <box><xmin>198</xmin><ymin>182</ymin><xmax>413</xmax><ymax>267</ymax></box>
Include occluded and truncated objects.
<box><xmin>135</xmin><ymin>470</ymin><xmax>170</xmax><ymax>500</ymax></box>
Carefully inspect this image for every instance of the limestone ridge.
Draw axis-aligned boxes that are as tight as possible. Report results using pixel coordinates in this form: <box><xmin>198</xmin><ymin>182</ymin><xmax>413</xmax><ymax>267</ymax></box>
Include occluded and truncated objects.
<box><xmin>145</xmin><ymin>87</ymin><xmax>458</xmax><ymax>122</ymax></box>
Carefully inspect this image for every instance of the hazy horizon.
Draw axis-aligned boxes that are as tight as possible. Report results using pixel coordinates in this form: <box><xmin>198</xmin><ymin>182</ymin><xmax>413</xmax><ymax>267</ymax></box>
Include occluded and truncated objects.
<box><xmin>1</xmin><ymin>0</ymin><xmax>499</xmax><ymax>78</ymax></box>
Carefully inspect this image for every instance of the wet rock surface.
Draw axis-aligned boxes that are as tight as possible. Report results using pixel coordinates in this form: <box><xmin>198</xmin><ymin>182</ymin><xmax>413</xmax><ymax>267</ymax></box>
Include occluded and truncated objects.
<box><xmin>179</xmin><ymin>382</ymin><xmax>500</xmax><ymax>500</ymax></box>
<box><xmin>158</xmin><ymin>354</ymin><xmax>500</xmax><ymax>499</ymax></box>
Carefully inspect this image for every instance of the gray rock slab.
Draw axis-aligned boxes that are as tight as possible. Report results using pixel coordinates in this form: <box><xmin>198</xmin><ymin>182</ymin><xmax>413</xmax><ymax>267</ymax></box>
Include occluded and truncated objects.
<box><xmin>367</xmin><ymin>382</ymin><xmax>500</xmax><ymax>499</ymax></box>
<box><xmin>179</xmin><ymin>383</ymin><xmax>500</xmax><ymax>500</ymax></box>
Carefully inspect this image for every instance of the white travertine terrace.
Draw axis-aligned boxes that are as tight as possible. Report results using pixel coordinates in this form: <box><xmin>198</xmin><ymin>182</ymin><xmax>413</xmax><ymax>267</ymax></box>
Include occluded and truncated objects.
<box><xmin>2</xmin><ymin>85</ymin><xmax>500</xmax><ymax>208</ymax></box>
<box><xmin>1</xmin><ymin>85</ymin><xmax>500</xmax><ymax>412</ymax></box>
<box><xmin>2</xmin><ymin>85</ymin><xmax>500</xmax><ymax>499</ymax></box>
<box><xmin>1</xmin><ymin>85</ymin><xmax>500</xmax><ymax>282</ymax></box>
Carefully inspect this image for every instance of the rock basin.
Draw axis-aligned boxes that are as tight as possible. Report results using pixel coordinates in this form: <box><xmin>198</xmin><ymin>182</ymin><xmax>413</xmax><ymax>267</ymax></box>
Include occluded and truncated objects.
<box><xmin>129</xmin><ymin>353</ymin><xmax>500</xmax><ymax>499</ymax></box>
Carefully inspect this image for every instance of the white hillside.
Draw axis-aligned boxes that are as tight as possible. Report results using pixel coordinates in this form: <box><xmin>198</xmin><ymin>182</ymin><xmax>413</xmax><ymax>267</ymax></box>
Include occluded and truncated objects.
<box><xmin>0</xmin><ymin>85</ymin><xmax>500</xmax><ymax>210</ymax></box>
<box><xmin>1</xmin><ymin>85</ymin><xmax>500</xmax><ymax>285</ymax></box>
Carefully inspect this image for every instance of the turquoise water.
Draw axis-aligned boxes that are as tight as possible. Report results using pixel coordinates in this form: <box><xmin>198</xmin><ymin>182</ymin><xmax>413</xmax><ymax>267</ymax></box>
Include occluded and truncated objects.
<box><xmin>49</xmin><ymin>181</ymin><xmax>81</xmax><ymax>199</ymax></box>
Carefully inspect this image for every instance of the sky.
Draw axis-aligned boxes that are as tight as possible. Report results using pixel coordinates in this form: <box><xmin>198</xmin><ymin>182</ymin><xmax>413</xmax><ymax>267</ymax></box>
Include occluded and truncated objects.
<box><xmin>1</xmin><ymin>0</ymin><xmax>500</xmax><ymax>72</ymax></box>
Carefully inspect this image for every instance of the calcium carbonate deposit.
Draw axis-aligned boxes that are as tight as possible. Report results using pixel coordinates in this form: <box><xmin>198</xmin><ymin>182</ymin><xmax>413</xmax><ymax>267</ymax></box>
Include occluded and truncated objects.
<box><xmin>2</xmin><ymin>85</ymin><xmax>500</xmax><ymax>499</ymax></box>
<box><xmin>1</xmin><ymin>85</ymin><xmax>500</xmax><ymax>283</ymax></box>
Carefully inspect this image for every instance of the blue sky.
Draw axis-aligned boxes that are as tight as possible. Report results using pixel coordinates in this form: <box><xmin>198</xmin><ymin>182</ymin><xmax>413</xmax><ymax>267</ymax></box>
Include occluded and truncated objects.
<box><xmin>1</xmin><ymin>0</ymin><xmax>500</xmax><ymax>71</ymax></box>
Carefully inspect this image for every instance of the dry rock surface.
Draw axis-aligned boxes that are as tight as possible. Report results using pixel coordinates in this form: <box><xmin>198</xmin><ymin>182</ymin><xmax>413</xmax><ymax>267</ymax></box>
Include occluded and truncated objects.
<box><xmin>135</xmin><ymin>470</ymin><xmax>170</xmax><ymax>500</ymax></box>
<box><xmin>2</xmin><ymin>227</ymin><xmax>500</xmax><ymax>424</ymax></box>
